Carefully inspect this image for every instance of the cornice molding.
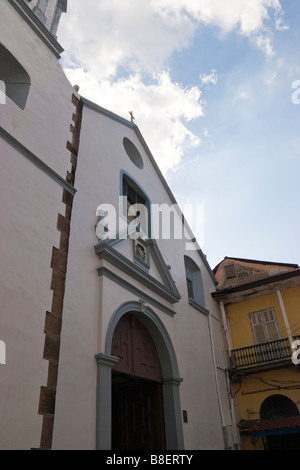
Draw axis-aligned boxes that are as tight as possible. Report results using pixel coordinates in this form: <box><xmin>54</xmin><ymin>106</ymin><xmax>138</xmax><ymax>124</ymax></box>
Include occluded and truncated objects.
<box><xmin>8</xmin><ymin>0</ymin><xmax>64</xmax><ymax>58</ymax></box>
<box><xmin>95</xmin><ymin>239</ymin><xmax>181</xmax><ymax>306</ymax></box>
<box><xmin>97</xmin><ymin>266</ymin><xmax>176</xmax><ymax>318</ymax></box>
<box><xmin>0</xmin><ymin>127</ymin><xmax>76</xmax><ymax>196</ymax></box>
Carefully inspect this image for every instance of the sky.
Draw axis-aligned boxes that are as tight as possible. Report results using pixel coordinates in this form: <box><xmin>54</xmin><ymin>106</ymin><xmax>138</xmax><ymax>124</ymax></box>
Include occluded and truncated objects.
<box><xmin>58</xmin><ymin>0</ymin><xmax>300</xmax><ymax>270</ymax></box>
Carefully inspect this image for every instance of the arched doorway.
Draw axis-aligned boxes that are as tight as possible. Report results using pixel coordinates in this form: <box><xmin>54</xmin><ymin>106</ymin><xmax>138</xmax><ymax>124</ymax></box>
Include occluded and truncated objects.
<box><xmin>95</xmin><ymin>301</ymin><xmax>184</xmax><ymax>450</ymax></box>
<box><xmin>111</xmin><ymin>314</ymin><xmax>165</xmax><ymax>450</ymax></box>
<box><xmin>260</xmin><ymin>395</ymin><xmax>300</xmax><ymax>450</ymax></box>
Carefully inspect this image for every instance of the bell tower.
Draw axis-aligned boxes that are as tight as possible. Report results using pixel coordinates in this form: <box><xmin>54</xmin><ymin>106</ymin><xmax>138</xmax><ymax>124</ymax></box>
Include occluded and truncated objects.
<box><xmin>24</xmin><ymin>0</ymin><xmax>67</xmax><ymax>37</ymax></box>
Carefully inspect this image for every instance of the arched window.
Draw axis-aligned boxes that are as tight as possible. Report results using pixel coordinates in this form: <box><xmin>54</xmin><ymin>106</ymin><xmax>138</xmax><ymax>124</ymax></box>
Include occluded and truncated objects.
<box><xmin>260</xmin><ymin>395</ymin><xmax>300</xmax><ymax>450</ymax></box>
<box><xmin>260</xmin><ymin>395</ymin><xmax>299</xmax><ymax>420</ymax></box>
<box><xmin>0</xmin><ymin>44</ymin><xmax>31</xmax><ymax>110</ymax></box>
<box><xmin>121</xmin><ymin>171</ymin><xmax>151</xmax><ymax>238</ymax></box>
<box><xmin>184</xmin><ymin>256</ymin><xmax>207</xmax><ymax>313</ymax></box>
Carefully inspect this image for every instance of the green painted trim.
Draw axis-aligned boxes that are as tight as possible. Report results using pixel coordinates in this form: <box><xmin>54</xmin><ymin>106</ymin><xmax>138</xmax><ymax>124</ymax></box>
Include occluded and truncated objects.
<box><xmin>8</xmin><ymin>0</ymin><xmax>64</xmax><ymax>58</ymax></box>
<box><xmin>98</xmin><ymin>266</ymin><xmax>176</xmax><ymax>317</ymax></box>
<box><xmin>94</xmin><ymin>353</ymin><xmax>119</xmax><ymax>450</ymax></box>
<box><xmin>188</xmin><ymin>298</ymin><xmax>210</xmax><ymax>316</ymax></box>
<box><xmin>120</xmin><ymin>169</ymin><xmax>152</xmax><ymax>237</ymax></box>
<box><xmin>149</xmin><ymin>239</ymin><xmax>180</xmax><ymax>293</ymax></box>
<box><xmin>0</xmin><ymin>127</ymin><xmax>77</xmax><ymax>196</ymax></box>
<box><xmin>105</xmin><ymin>301</ymin><xmax>181</xmax><ymax>376</ymax></box>
<box><xmin>95</xmin><ymin>236</ymin><xmax>181</xmax><ymax>297</ymax></box>
<box><xmin>82</xmin><ymin>97</ymin><xmax>134</xmax><ymax>129</ymax></box>
<box><xmin>95</xmin><ymin>241</ymin><xmax>181</xmax><ymax>305</ymax></box>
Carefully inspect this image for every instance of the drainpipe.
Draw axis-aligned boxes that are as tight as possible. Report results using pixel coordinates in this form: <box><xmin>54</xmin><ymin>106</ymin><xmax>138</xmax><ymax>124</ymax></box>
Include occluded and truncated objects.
<box><xmin>220</xmin><ymin>301</ymin><xmax>233</xmax><ymax>363</ymax></box>
<box><xmin>207</xmin><ymin>314</ymin><xmax>226</xmax><ymax>430</ymax></box>
<box><xmin>218</xmin><ymin>301</ymin><xmax>240</xmax><ymax>449</ymax></box>
<box><xmin>277</xmin><ymin>290</ymin><xmax>294</xmax><ymax>348</ymax></box>
<box><xmin>208</xmin><ymin>309</ymin><xmax>242</xmax><ymax>449</ymax></box>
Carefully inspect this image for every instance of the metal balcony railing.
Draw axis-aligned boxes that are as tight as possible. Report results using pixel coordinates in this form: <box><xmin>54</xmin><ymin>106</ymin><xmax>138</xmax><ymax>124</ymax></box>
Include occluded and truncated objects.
<box><xmin>231</xmin><ymin>335</ymin><xmax>300</xmax><ymax>369</ymax></box>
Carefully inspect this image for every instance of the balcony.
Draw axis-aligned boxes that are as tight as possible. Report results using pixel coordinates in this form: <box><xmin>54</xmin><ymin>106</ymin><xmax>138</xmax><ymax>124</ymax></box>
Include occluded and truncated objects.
<box><xmin>230</xmin><ymin>336</ymin><xmax>300</xmax><ymax>370</ymax></box>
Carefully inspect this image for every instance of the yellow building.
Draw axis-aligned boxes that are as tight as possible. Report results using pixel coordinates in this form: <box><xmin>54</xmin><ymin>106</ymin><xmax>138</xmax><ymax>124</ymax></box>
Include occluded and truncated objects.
<box><xmin>213</xmin><ymin>257</ymin><xmax>300</xmax><ymax>450</ymax></box>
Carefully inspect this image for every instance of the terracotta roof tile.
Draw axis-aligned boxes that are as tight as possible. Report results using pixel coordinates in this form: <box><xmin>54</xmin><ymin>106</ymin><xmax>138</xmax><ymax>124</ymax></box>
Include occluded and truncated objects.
<box><xmin>239</xmin><ymin>416</ymin><xmax>300</xmax><ymax>433</ymax></box>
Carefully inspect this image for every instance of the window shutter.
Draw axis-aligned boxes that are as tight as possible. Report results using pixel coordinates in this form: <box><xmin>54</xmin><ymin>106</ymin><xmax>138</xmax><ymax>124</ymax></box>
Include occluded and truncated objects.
<box><xmin>249</xmin><ymin>308</ymin><xmax>280</xmax><ymax>344</ymax></box>
<box><xmin>224</xmin><ymin>264</ymin><xmax>236</xmax><ymax>280</ymax></box>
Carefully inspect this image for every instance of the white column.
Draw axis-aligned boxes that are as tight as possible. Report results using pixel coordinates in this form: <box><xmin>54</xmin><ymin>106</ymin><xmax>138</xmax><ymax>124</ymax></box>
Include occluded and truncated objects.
<box><xmin>95</xmin><ymin>353</ymin><xmax>119</xmax><ymax>450</ymax></box>
<box><xmin>277</xmin><ymin>290</ymin><xmax>293</xmax><ymax>347</ymax></box>
<box><xmin>220</xmin><ymin>301</ymin><xmax>233</xmax><ymax>357</ymax></box>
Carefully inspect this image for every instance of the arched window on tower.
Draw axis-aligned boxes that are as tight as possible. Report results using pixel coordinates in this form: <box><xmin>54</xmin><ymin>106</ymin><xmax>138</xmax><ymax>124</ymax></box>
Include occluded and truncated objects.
<box><xmin>0</xmin><ymin>44</ymin><xmax>31</xmax><ymax>110</ymax></box>
<box><xmin>184</xmin><ymin>256</ymin><xmax>207</xmax><ymax>313</ymax></box>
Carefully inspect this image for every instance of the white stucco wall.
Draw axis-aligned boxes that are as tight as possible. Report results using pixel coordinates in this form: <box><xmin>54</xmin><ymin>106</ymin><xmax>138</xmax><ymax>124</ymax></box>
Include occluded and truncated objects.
<box><xmin>0</xmin><ymin>1</ymin><xmax>74</xmax><ymax>179</ymax></box>
<box><xmin>0</xmin><ymin>1</ymin><xmax>76</xmax><ymax>450</ymax></box>
<box><xmin>0</xmin><ymin>139</ymin><xmax>66</xmax><ymax>449</ymax></box>
<box><xmin>53</xmin><ymin>104</ymin><xmax>229</xmax><ymax>450</ymax></box>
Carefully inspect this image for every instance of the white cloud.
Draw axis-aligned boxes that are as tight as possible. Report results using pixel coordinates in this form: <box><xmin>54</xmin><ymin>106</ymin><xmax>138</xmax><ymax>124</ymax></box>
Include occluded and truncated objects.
<box><xmin>64</xmin><ymin>67</ymin><xmax>203</xmax><ymax>175</ymax></box>
<box><xmin>203</xmin><ymin>128</ymin><xmax>212</xmax><ymax>138</ymax></box>
<box><xmin>60</xmin><ymin>0</ymin><xmax>196</xmax><ymax>79</ymax></box>
<box><xmin>235</xmin><ymin>90</ymin><xmax>250</xmax><ymax>101</ymax></box>
<box><xmin>254</xmin><ymin>33</ymin><xmax>275</xmax><ymax>57</ymax></box>
<box><xmin>200</xmin><ymin>70</ymin><xmax>218</xmax><ymax>86</ymax></box>
<box><xmin>152</xmin><ymin>0</ymin><xmax>285</xmax><ymax>55</ymax></box>
<box><xmin>59</xmin><ymin>0</ymin><xmax>287</xmax><ymax>174</ymax></box>
<box><xmin>275</xmin><ymin>17</ymin><xmax>289</xmax><ymax>31</ymax></box>
<box><xmin>60</xmin><ymin>0</ymin><xmax>286</xmax><ymax>78</ymax></box>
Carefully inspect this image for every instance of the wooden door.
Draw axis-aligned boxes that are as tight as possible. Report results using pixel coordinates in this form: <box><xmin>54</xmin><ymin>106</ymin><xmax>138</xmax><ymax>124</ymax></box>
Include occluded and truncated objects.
<box><xmin>112</xmin><ymin>378</ymin><xmax>166</xmax><ymax>450</ymax></box>
<box><xmin>111</xmin><ymin>314</ymin><xmax>166</xmax><ymax>450</ymax></box>
<box><xmin>111</xmin><ymin>314</ymin><xmax>163</xmax><ymax>382</ymax></box>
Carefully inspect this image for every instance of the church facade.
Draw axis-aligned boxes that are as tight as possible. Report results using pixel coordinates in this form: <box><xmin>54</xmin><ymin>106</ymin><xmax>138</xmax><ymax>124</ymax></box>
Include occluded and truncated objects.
<box><xmin>0</xmin><ymin>0</ymin><xmax>237</xmax><ymax>450</ymax></box>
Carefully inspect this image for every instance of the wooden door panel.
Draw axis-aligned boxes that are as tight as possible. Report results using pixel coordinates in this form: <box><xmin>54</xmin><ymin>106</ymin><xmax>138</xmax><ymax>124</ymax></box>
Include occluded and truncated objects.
<box><xmin>112</xmin><ymin>380</ymin><xmax>166</xmax><ymax>450</ymax></box>
<box><xmin>112</xmin><ymin>314</ymin><xmax>165</xmax><ymax>450</ymax></box>
<box><xmin>112</xmin><ymin>314</ymin><xmax>162</xmax><ymax>382</ymax></box>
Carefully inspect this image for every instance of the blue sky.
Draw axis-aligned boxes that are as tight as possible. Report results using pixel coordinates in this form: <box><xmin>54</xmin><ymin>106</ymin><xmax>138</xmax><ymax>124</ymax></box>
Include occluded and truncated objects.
<box><xmin>59</xmin><ymin>0</ymin><xmax>300</xmax><ymax>269</ymax></box>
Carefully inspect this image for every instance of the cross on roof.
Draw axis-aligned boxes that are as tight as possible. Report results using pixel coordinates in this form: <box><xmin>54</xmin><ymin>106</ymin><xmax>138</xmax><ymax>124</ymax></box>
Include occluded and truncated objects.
<box><xmin>129</xmin><ymin>111</ymin><xmax>135</xmax><ymax>123</ymax></box>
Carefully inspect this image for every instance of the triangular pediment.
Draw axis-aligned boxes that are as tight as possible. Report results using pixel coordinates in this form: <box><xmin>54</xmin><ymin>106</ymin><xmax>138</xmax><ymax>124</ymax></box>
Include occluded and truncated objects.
<box><xmin>94</xmin><ymin>235</ymin><xmax>181</xmax><ymax>305</ymax></box>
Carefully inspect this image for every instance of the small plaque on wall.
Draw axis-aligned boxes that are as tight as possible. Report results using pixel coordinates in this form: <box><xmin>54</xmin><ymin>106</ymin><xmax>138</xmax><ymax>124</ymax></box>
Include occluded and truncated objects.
<box><xmin>133</xmin><ymin>240</ymin><xmax>150</xmax><ymax>270</ymax></box>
